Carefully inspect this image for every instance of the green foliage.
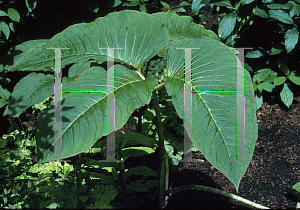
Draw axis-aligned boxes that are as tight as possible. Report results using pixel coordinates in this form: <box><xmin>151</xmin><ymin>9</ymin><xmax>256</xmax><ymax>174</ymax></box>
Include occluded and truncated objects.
<box><xmin>191</xmin><ymin>0</ymin><xmax>300</xmax><ymax>109</ymax></box>
<box><xmin>0</xmin><ymin>120</ymin><xmax>158</xmax><ymax>209</ymax></box>
<box><xmin>0</xmin><ymin>0</ymin><xmax>39</xmax><ymax>55</ymax></box>
<box><xmin>0</xmin><ymin>121</ymin><xmax>120</xmax><ymax>209</ymax></box>
<box><xmin>85</xmin><ymin>184</ymin><xmax>117</xmax><ymax>209</ymax></box>
<box><xmin>79</xmin><ymin>132</ymin><xmax>159</xmax><ymax>208</ymax></box>
<box><xmin>105</xmin><ymin>0</ymin><xmax>191</xmax><ymax>14</ymax></box>
<box><xmin>142</xmin><ymin>57</ymin><xmax>167</xmax><ymax>83</ymax></box>
<box><xmin>160</xmin><ymin>1</ymin><xmax>187</xmax><ymax>13</ymax></box>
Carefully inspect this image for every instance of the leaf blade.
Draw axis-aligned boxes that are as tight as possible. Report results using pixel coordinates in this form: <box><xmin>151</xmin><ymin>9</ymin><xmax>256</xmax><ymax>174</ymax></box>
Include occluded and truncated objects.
<box><xmin>164</xmin><ymin>37</ymin><xmax>257</xmax><ymax>192</ymax></box>
<box><xmin>36</xmin><ymin>65</ymin><xmax>157</xmax><ymax>163</ymax></box>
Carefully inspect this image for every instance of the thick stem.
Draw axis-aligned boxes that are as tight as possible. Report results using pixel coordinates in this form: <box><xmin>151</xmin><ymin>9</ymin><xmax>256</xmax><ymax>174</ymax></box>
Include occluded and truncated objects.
<box><xmin>153</xmin><ymin>89</ymin><xmax>168</xmax><ymax>209</ymax></box>
<box><xmin>165</xmin><ymin>185</ymin><xmax>270</xmax><ymax>209</ymax></box>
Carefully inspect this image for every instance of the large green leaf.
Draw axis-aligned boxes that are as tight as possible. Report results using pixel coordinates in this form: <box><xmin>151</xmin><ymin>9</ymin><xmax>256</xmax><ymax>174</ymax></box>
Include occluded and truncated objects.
<box><xmin>7</xmin><ymin>10</ymin><xmax>169</xmax><ymax>72</ymax></box>
<box><xmin>164</xmin><ymin>37</ymin><xmax>257</xmax><ymax>192</ymax></box>
<box><xmin>36</xmin><ymin>65</ymin><xmax>157</xmax><ymax>163</ymax></box>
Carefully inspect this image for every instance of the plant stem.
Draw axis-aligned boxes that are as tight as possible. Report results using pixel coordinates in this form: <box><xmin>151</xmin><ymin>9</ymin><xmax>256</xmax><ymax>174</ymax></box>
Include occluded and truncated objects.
<box><xmin>136</xmin><ymin>70</ymin><xmax>145</xmax><ymax>80</ymax></box>
<box><xmin>165</xmin><ymin>185</ymin><xmax>270</xmax><ymax>209</ymax></box>
<box><xmin>154</xmin><ymin>82</ymin><xmax>165</xmax><ymax>91</ymax></box>
<box><xmin>152</xmin><ymin>89</ymin><xmax>168</xmax><ymax>209</ymax></box>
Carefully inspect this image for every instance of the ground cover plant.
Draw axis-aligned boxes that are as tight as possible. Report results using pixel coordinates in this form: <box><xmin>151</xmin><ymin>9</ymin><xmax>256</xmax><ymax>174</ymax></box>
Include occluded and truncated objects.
<box><xmin>0</xmin><ymin>9</ymin><xmax>262</xmax><ymax>208</ymax></box>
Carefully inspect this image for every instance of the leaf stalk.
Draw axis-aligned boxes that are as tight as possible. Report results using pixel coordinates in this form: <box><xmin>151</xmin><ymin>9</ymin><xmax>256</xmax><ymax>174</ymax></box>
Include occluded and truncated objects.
<box><xmin>152</xmin><ymin>89</ymin><xmax>169</xmax><ymax>209</ymax></box>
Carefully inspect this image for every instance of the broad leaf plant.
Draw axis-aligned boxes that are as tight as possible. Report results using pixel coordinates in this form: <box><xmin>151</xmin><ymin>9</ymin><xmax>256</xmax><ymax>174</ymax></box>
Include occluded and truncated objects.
<box><xmin>1</xmin><ymin>10</ymin><xmax>259</xmax><ymax>208</ymax></box>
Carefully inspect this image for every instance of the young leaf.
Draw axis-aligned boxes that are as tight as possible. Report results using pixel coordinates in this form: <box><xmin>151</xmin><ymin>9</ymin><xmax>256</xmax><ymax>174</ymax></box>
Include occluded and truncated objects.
<box><xmin>0</xmin><ymin>10</ymin><xmax>8</xmax><ymax>17</ymax></box>
<box><xmin>255</xmin><ymin>93</ymin><xmax>263</xmax><ymax>111</ymax></box>
<box><xmin>191</xmin><ymin>0</ymin><xmax>206</xmax><ymax>16</ymax></box>
<box><xmin>7</xmin><ymin>8</ymin><xmax>20</xmax><ymax>22</ymax></box>
<box><xmin>218</xmin><ymin>11</ymin><xmax>237</xmax><ymax>39</ymax></box>
<box><xmin>274</xmin><ymin>76</ymin><xmax>286</xmax><ymax>86</ymax></box>
<box><xmin>140</xmin><ymin>4</ymin><xmax>147</xmax><ymax>12</ymax></box>
<box><xmin>258</xmin><ymin>82</ymin><xmax>275</xmax><ymax>92</ymax></box>
<box><xmin>180</xmin><ymin>1</ymin><xmax>191</xmax><ymax>6</ymax></box>
<box><xmin>254</xmin><ymin>5</ymin><xmax>269</xmax><ymax>18</ymax></box>
<box><xmin>245</xmin><ymin>50</ymin><xmax>263</xmax><ymax>58</ymax></box>
<box><xmin>171</xmin><ymin>8</ymin><xmax>186</xmax><ymax>13</ymax></box>
<box><xmin>287</xmin><ymin>71</ymin><xmax>300</xmax><ymax>85</ymax></box>
<box><xmin>0</xmin><ymin>21</ymin><xmax>10</xmax><ymax>39</ymax></box>
<box><xmin>269</xmin><ymin>10</ymin><xmax>294</xmax><ymax>24</ymax></box>
<box><xmin>258</xmin><ymin>68</ymin><xmax>271</xmax><ymax>82</ymax></box>
<box><xmin>262</xmin><ymin>71</ymin><xmax>278</xmax><ymax>83</ymax></box>
<box><xmin>0</xmin><ymin>86</ymin><xmax>11</xmax><ymax>100</ymax></box>
<box><xmin>160</xmin><ymin>1</ymin><xmax>171</xmax><ymax>10</ymax></box>
<box><xmin>210</xmin><ymin>0</ymin><xmax>233</xmax><ymax>9</ymax></box>
<box><xmin>284</xmin><ymin>28</ymin><xmax>299</xmax><ymax>53</ymax></box>
<box><xmin>280</xmin><ymin>83</ymin><xmax>293</xmax><ymax>108</ymax></box>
